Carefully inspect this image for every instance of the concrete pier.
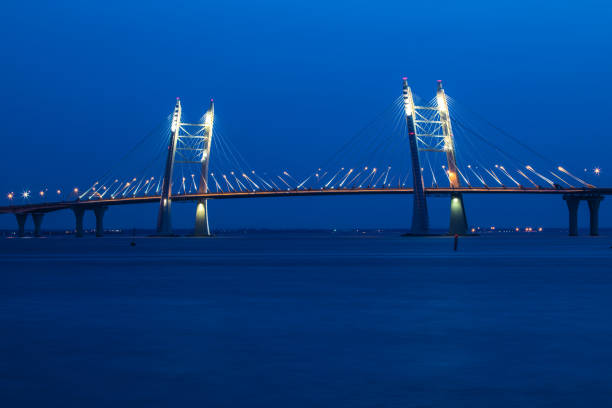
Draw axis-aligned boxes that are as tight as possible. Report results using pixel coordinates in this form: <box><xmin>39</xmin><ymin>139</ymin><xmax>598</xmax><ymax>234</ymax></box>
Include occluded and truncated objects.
<box><xmin>156</xmin><ymin>198</ymin><xmax>173</xmax><ymax>235</ymax></box>
<box><xmin>449</xmin><ymin>193</ymin><xmax>468</xmax><ymax>235</ymax></box>
<box><xmin>73</xmin><ymin>207</ymin><xmax>85</xmax><ymax>237</ymax></box>
<box><xmin>564</xmin><ymin>196</ymin><xmax>580</xmax><ymax>236</ymax></box>
<box><xmin>15</xmin><ymin>213</ymin><xmax>27</xmax><ymax>237</ymax></box>
<box><xmin>194</xmin><ymin>199</ymin><xmax>210</xmax><ymax>236</ymax></box>
<box><xmin>32</xmin><ymin>213</ymin><xmax>44</xmax><ymax>237</ymax></box>
<box><xmin>588</xmin><ymin>196</ymin><xmax>604</xmax><ymax>236</ymax></box>
<box><xmin>94</xmin><ymin>207</ymin><xmax>107</xmax><ymax>237</ymax></box>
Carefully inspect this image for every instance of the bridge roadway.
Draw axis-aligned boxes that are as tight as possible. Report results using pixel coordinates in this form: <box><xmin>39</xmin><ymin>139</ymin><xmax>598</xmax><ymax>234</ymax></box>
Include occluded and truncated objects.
<box><xmin>1</xmin><ymin>186</ymin><xmax>610</xmax><ymax>215</ymax></box>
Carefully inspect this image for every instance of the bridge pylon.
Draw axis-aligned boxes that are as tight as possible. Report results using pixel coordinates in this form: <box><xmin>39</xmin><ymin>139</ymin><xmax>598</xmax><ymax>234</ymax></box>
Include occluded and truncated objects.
<box><xmin>403</xmin><ymin>78</ymin><xmax>429</xmax><ymax>234</ymax></box>
<box><xmin>194</xmin><ymin>99</ymin><xmax>214</xmax><ymax>236</ymax></box>
<box><xmin>156</xmin><ymin>98</ymin><xmax>182</xmax><ymax>235</ymax></box>
<box><xmin>436</xmin><ymin>81</ymin><xmax>468</xmax><ymax>235</ymax></box>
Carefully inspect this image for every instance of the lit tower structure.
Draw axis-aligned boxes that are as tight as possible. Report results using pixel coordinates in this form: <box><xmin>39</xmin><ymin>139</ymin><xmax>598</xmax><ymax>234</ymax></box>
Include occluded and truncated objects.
<box><xmin>194</xmin><ymin>99</ymin><xmax>215</xmax><ymax>236</ymax></box>
<box><xmin>436</xmin><ymin>81</ymin><xmax>468</xmax><ymax>234</ymax></box>
<box><xmin>156</xmin><ymin>98</ymin><xmax>182</xmax><ymax>234</ymax></box>
<box><xmin>403</xmin><ymin>78</ymin><xmax>429</xmax><ymax>234</ymax></box>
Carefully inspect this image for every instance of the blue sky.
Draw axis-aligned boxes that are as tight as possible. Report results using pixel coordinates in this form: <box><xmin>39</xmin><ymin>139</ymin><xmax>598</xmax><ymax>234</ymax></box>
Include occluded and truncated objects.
<box><xmin>1</xmin><ymin>0</ymin><xmax>611</xmax><ymax>230</ymax></box>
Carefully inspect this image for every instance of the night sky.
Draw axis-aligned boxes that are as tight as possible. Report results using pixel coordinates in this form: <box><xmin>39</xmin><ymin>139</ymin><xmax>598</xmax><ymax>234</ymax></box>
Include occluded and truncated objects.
<box><xmin>1</xmin><ymin>0</ymin><xmax>611</xmax><ymax>230</ymax></box>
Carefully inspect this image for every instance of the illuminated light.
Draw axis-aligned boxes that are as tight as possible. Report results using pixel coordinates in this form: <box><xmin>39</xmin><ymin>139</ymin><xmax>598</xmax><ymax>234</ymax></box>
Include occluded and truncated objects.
<box><xmin>403</xmin><ymin>82</ymin><xmax>415</xmax><ymax>116</ymax></box>
<box><xmin>538</xmin><ymin>227</ymin><xmax>543</xmax><ymax>232</ymax></box>
<box><xmin>515</xmin><ymin>227</ymin><xmax>519</xmax><ymax>232</ymax></box>
<box><xmin>490</xmin><ymin>226</ymin><xmax>495</xmax><ymax>230</ymax></box>
<box><xmin>436</xmin><ymin>93</ymin><xmax>448</xmax><ymax>113</ymax></box>
<box><xmin>57</xmin><ymin>190</ymin><xmax>61</xmax><ymax>194</ymax></box>
<box><xmin>8</xmin><ymin>193</ymin><xmax>13</xmax><ymax>200</ymax></box>
<box><xmin>471</xmin><ymin>228</ymin><xmax>475</xmax><ymax>233</ymax></box>
<box><xmin>22</xmin><ymin>191</ymin><xmax>30</xmax><ymax>199</ymax></box>
<box><xmin>594</xmin><ymin>167</ymin><xmax>601</xmax><ymax>175</ymax></box>
<box><xmin>39</xmin><ymin>191</ymin><xmax>44</xmax><ymax>197</ymax></box>
<box><xmin>73</xmin><ymin>188</ymin><xmax>78</xmax><ymax>193</ymax></box>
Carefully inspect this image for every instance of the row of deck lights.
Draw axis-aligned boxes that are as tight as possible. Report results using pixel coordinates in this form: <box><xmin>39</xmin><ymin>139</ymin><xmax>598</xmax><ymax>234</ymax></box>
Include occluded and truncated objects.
<box><xmin>6</xmin><ymin>188</ymin><xmax>80</xmax><ymax>202</ymax></box>
<box><xmin>3</xmin><ymin>167</ymin><xmax>603</xmax><ymax>203</ymax></box>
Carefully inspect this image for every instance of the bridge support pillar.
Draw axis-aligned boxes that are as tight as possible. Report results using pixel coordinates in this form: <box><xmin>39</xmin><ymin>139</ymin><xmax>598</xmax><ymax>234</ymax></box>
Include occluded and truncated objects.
<box><xmin>157</xmin><ymin>198</ymin><xmax>173</xmax><ymax>235</ymax></box>
<box><xmin>15</xmin><ymin>213</ymin><xmax>27</xmax><ymax>237</ymax></box>
<box><xmin>588</xmin><ymin>196</ymin><xmax>603</xmax><ymax>236</ymax></box>
<box><xmin>73</xmin><ymin>207</ymin><xmax>85</xmax><ymax>238</ymax></box>
<box><xmin>449</xmin><ymin>193</ymin><xmax>468</xmax><ymax>235</ymax></box>
<box><xmin>32</xmin><ymin>213</ymin><xmax>44</xmax><ymax>237</ymax></box>
<box><xmin>94</xmin><ymin>207</ymin><xmax>107</xmax><ymax>237</ymax></box>
<box><xmin>194</xmin><ymin>199</ymin><xmax>211</xmax><ymax>236</ymax></box>
<box><xmin>564</xmin><ymin>196</ymin><xmax>580</xmax><ymax>236</ymax></box>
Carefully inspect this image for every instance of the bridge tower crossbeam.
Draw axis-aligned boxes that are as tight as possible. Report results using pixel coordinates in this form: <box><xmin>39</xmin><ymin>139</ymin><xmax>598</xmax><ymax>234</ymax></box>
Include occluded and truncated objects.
<box><xmin>156</xmin><ymin>98</ymin><xmax>215</xmax><ymax>236</ymax></box>
<box><xmin>407</xmin><ymin>79</ymin><xmax>468</xmax><ymax>235</ymax></box>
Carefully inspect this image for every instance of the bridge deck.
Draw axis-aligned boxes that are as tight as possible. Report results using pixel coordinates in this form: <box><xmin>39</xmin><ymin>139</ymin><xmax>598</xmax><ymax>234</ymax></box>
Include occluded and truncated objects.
<box><xmin>1</xmin><ymin>187</ymin><xmax>610</xmax><ymax>215</ymax></box>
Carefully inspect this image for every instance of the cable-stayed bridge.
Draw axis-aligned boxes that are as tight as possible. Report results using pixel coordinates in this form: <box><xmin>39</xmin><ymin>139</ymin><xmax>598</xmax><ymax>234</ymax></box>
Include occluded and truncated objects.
<box><xmin>1</xmin><ymin>79</ymin><xmax>607</xmax><ymax>237</ymax></box>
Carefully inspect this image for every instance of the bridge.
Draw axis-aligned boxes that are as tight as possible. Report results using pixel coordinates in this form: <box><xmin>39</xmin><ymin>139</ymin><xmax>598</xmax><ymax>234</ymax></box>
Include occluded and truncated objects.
<box><xmin>1</xmin><ymin>79</ymin><xmax>607</xmax><ymax>237</ymax></box>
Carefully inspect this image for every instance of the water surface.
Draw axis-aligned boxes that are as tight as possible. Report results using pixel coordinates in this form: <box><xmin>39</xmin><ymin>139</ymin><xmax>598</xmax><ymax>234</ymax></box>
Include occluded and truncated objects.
<box><xmin>1</xmin><ymin>232</ymin><xmax>612</xmax><ymax>407</ymax></box>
